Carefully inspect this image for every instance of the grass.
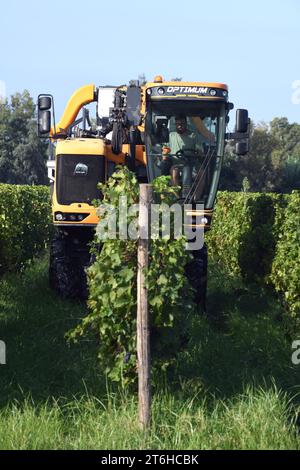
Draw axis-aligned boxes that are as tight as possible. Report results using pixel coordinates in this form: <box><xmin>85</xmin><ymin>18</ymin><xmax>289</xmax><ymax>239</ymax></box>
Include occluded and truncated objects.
<box><xmin>0</xmin><ymin>388</ymin><xmax>298</xmax><ymax>450</ymax></box>
<box><xmin>0</xmin><ymin>256</ymin><xmax>299</xmax><ymax>449</ymax></box>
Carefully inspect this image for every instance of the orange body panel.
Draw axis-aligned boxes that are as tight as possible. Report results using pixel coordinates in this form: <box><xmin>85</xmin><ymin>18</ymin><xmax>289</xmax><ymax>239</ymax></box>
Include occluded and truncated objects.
<box><xmin>50</xmin><ymin>84</ymin><xmax>95</xmax><ymax>137</ymax></box>
<box><xmin>104</xmin><ymin>145</ymin><xmax>146</xmax><ymax>165</ymax></box>
<box><xmin>52</xmin><ymin>139</ymin><xmax>146</xmax><ymax>227</ymax></box>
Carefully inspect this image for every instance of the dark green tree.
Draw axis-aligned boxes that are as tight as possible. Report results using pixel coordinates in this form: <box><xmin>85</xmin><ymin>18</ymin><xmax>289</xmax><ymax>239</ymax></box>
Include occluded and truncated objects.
<box><xmin>270</xmin><ymin>118</ymin><xmax>300</xmax><ymax>191</ymax></box>
<box><xmin>0</xmin><ymin>90</ymin><xmax>48</xmax><ymax>185</ymax></box>
<box><xmin>221</xmin><ymin>123</ymin><xmax>279</xmax><ymax>192</ymax></box>
<box><xmin>221</xmin><ymin>118</ymin><xmax>300</xmax><ymax>193</ymax></box>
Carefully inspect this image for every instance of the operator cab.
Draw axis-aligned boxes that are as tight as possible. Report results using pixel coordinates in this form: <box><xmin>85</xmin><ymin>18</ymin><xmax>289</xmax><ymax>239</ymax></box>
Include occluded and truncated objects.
<box><xmin>144</xmin><ymin>84</ymin><xmax>229</xmax><ymax>208</ymax></box>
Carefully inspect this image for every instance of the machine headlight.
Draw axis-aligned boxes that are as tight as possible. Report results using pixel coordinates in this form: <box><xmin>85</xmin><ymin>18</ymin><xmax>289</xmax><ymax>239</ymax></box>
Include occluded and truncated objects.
<box><xmin>55</xmin><ymin>212</ymin><xmax>64</xmax><ymax>221</ymax></box>
<box><xmin>210</xmin><ymin>89</ymin><xmax>217</xmax><ymax>96</ymax></box>
<box><xmin>157</xmin><ymin>87</ymin><xmax>165</xmax><ymax>95</ymax></box>
<box><xmin>55</xmin><ymin>212</ymin><xmax>88</xmax><ymax>222</ymax></box>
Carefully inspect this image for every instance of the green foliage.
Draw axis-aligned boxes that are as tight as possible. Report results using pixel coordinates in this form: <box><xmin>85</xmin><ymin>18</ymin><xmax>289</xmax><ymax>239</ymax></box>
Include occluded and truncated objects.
<box><xmin>206</xmin><ymin>192</ymin><xmax>283</xmax><ymax>282</ymax></box>
<box><xmin>68</xmin><ymin>167</ymin><xmax>195</xmax><ymax>386</ymax></box>
<box><xmin>207</xmin><ymin>191</ymin><xmax>299</xmax><ymax>329</ymax></box>
<box><xmin>0</xmin><ymin>90</ymin><xmax>48</xmax><ymax>185</ymax></box>
<box><xmin>270</xmin><ymin>191</ymin><xmax>300</xmax><ymax>329</ymax></box>
<box><xmin>0</xmin><ymin>183</ymin><xmax>52</xmax><ymax>273</ymax></box>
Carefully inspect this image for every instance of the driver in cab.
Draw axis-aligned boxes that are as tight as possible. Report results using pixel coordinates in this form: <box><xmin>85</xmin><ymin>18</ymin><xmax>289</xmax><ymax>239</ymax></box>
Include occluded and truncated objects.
<box><xmin>160</xmin><ymin>115</ymin><xmax>213</xmax><ymax>175</ymax></box>
<box><xmin>159</xmin><ymin>115</ymin><xmax>215</xmax><ymax>198</ymax></box>
<box><xmin>166</xmin><ymin>115</ymin><xmax>202</xmax><ymax>158</ymax></box>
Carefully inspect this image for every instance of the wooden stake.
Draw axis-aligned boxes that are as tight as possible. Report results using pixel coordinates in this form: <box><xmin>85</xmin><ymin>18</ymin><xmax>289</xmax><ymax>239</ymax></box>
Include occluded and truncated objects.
<box><xmin>137</xmin><ymin>184</ymin><xmax>152</xmax><ymax>430</ymax></box>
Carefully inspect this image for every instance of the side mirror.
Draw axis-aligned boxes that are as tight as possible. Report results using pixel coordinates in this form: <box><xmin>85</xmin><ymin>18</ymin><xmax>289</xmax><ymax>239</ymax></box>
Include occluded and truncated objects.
<box><xmin>37</xmin><ymin>94</ymin><xmax>52</xmax><ymax>137</ymax></box>
<box><xmin>236</xmin><ymin>141</ymin><xmax>249</xmax><ymax>156</ymax></box>
<box><xmin>38</xmin><ymin>96</ymin><xmax>52</xmax><ymax>111</ymax></box>
<box><xmin>236</xmin><ymin>109</ymin><xmax>248</xmax><ymax>133</ymax></box>
<box><xmin>38</xmin><ymin>110</ymin><xmax>51</xmax><ymax>135</ymax></box>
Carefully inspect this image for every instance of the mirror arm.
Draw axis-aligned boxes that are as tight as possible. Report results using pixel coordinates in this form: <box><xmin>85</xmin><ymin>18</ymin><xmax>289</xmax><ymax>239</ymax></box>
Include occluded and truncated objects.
<box><xmin>226</xmin><ymin>118</ymin><xmax>250</xmax><ymax>141</ymax></box>
<box><xmin>226</xmin><ymin>131</ymin><xmax>249</xmax><ymax>140</ymax></box>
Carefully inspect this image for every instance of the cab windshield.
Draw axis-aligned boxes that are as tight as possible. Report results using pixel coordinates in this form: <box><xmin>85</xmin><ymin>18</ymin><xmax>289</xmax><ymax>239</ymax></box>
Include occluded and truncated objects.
<box><xmin>145</xmin><ymin>101</ymin><xmax>226</xmax><ymax>206</ymax></box>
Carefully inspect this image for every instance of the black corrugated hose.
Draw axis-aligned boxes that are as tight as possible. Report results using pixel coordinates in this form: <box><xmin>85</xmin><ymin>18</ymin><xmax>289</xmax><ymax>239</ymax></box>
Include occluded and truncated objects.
<box><xmin>112</xmin><ymin>121</ymin><xmax>126</xmax><ymax>155</ymax></box>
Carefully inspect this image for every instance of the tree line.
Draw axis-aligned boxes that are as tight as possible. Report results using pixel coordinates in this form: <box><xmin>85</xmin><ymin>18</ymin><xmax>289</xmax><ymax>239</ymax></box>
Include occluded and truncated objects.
<box><xmin>221</xmin><ymin>118</ymin><xmax>300</xmax><ymax>193</ymax></box>
<box><xmin>0</xmin><ymin>90</ymin><xmax>300</xmax><ymax>192</ymax></box>
<box><xmin>0</xmin><ymin>91</ymin><xmax>48</xmax><ymax>185</ymax></box>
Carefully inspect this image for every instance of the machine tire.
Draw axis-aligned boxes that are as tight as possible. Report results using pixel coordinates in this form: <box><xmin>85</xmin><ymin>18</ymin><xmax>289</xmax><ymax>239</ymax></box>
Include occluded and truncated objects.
<box><xmin>185</xmin><ymin>244</ymin><xmax>208</xmax><ymax>313</ymax></box>
<box><xmin>49</xmin><ymin>229</ymin><xmax>93</xmax><ymax>300</ymax></box>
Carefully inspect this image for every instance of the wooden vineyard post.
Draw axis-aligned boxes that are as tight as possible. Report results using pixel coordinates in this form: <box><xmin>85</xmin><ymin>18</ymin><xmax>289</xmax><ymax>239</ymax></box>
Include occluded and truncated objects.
<box><xmin>137</xmin><ymin>184</ymin><xmax>152</xmax><ymax>430</ymax></box>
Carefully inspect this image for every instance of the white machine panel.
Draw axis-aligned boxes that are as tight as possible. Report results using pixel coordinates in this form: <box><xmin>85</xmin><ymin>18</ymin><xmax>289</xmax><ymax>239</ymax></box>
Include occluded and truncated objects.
<box><xmin>97</xmin><ymin>87</ymin><xmax>117</xmax><ymax>120</ymax></box>
<box><xmin>47</xmin><ymin>160</ymin><xmax>55</xmax><ymax>182</ymax></box>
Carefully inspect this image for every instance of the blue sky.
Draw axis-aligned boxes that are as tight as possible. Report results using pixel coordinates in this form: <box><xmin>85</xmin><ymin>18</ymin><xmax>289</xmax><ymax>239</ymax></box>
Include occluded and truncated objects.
<box><xmin>1</xmin><ymin>0</ymin><xmax>300</xmax><ymax>125</ymax></box>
